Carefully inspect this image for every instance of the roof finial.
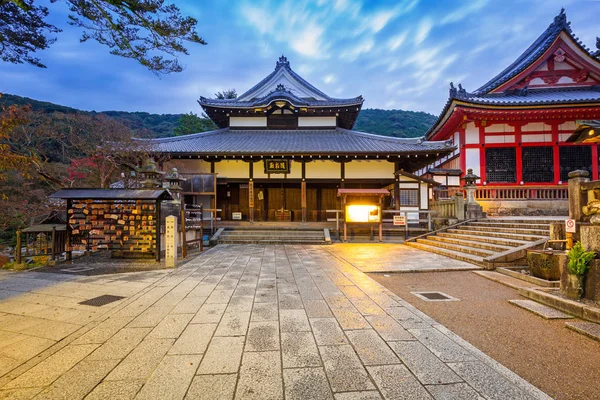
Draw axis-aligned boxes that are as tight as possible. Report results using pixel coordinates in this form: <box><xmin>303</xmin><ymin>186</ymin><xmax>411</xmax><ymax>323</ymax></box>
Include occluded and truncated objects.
<box><xmin>276</xmin><ymin>55</ymin><xmax>290</xmax><ymax>68</ymax></box>
<box><xmin>553</xmin><ymin>8</ymin><xmax>566</xmax><ymax>27</ymax></box>
<box><xmin>449</xmin><ymin>82</ymin><xmax>457</xmax><ymax>98</ymax></box>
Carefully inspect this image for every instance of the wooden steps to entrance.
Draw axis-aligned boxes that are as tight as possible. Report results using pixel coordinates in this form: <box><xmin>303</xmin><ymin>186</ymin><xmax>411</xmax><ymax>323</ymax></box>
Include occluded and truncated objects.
<box><xmin>212</xmin><ymin>227</ymin><xmax>329</xmax><ymax>245</ymax></box>
<box><xmin>406</xmin><ymin>219</ymin><xmax>553</xmax><ymax>268</ymax></box>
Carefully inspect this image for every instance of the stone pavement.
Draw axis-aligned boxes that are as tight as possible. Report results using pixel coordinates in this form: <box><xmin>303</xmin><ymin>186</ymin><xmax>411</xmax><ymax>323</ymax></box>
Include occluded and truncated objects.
<box><xmin>326</xmin><ymin>244</ymin><xmax>480</xmax><ymax>273</ymax></box>
<box><xmin>0</xmin><ymin>244</ymin><xmax>550</xmax><ymax>399</ymax></box>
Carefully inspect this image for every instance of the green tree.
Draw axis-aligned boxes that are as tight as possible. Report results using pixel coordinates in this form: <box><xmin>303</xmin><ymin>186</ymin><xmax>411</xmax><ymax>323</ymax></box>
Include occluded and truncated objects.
<box><xmin>174</xmin><ymin>112</ymin><xmax>216</xmax><ymax>136</ymax></box>
<box><xmin>1</xmin><ymin>0</ymin><xmax>206</xmax><ymax>74</ymax></box>
<box><xmin>215</xmin><ymin>89</ymin><xmax>237</xmax><ymax>99</ymax></box>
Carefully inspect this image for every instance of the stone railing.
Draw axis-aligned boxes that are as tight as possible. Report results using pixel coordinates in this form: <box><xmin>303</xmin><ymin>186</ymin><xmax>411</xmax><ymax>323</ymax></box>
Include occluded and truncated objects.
<box><xmin>475</xmin><ymin>186</ymin><xmax>568</xmax><ymax>201</ymax></box>
<box><xmin>430</xmin><ymin>193</ymin><xmax>465</xmax><ymax>220</ymax></box>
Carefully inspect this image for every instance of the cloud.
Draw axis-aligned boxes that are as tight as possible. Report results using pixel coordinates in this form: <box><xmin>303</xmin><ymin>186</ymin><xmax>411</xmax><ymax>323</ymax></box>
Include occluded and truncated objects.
<box><xmin>323</xmin><ymin>74</ymin><xmax>337</xmax><ymax>84</ymax></box>
<box><xmin>440</xmin><ymin>0</ymin><xmax>488</xmax><ymax>25</ymax></box>
<box><xmin>339</xmin><ymin>39</ymin><xmax>374</xmax><ymax>61</ymax></box>
<box><xmin>414</xmin><ymin>18</ymin><xmax>433</xmax><ymax>45</ymax></box>
<box><xmin>290</xmin><ymin>23</ymin><xmax>327</xmax><ymax>57</ymax></box>
<box><xmin>387</xmin><ymin>32</ymin><xmax>408</xmax><ymax>51</ymax></box>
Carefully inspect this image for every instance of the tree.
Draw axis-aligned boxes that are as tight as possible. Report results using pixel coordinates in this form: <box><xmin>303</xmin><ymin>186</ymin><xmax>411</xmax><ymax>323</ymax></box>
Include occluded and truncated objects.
<box><xmin>173</xmin><ymin>112</ymin><xmax>216</xmax><ymax>136</ymax></box>
<box><xmin>1</xmin><ymin>0</ymin><xmax>206</xmax><ymax>74</ymax></box>
<box><xmin>215</xmin><ymin>89</ymin><xmax>237</xmax><ymax>99</ymax></box>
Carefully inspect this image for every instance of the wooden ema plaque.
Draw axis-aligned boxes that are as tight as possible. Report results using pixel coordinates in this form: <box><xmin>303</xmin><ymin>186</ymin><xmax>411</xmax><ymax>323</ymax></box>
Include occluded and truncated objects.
<box><xmin>68</xmin><ymin>199</ymin><xmax>158</xmax><ymax>258</ymax></box>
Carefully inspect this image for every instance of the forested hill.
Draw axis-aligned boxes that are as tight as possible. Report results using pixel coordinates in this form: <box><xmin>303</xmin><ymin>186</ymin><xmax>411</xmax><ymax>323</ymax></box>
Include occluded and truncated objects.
<box><xmin>0</xmin><ymin>94</ymin><xmax>437</xmax><ymax>138</ymax></box>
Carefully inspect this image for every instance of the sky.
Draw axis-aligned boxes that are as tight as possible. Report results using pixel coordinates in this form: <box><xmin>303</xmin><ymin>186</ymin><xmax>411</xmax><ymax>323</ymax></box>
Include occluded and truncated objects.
<box><xmin>1</xmin><ymin>0</ymin><xmax>599</xmax><ymax>116</ymax></box>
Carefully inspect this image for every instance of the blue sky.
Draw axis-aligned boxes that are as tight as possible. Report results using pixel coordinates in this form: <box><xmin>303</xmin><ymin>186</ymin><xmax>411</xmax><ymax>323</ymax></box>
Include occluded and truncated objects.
<box><xmin>1</xmin><ymin>0</ymin><xmax>599</xmax><ymax>116</ymax></box>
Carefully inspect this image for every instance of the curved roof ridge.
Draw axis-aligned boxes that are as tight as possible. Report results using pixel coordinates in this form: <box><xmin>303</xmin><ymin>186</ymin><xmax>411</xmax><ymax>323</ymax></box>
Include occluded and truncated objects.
<box><xmin>474</xmin><ymin>8</ymin><xmax>576</xmax><ymax>95</ymax></box>
<box><xmin>336</xmin><ymin>127</ymin><xmax>427</xmax><ymax>144</ymax></box>
<box><xmin>136</xmin><ymin>128</ymin><xmax>229</xmax><ymax>143</ymax></box>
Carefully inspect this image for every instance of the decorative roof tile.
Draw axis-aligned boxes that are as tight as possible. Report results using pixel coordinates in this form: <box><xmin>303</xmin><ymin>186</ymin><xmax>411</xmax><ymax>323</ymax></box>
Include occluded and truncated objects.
<box><xmin>144</xmin><ymin>128</ymin><xmax>454</xmax><ymax>155</ymax></box>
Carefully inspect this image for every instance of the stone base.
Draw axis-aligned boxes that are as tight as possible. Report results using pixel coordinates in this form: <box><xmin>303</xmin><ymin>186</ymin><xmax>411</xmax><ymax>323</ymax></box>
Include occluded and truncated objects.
<box><xmin>584</xmin><ymin>259</ymin><xmax>600</xmax><ymax>302</ymax></box>
<box><xmin>465</xmin><ymin>203</ymin><xmax>485</xmax><ymax>219</ymax></box>
<box><xmin>479</xmin><ymin>200</ymin><xmax>568</xmax><ymax>216</ymax></box>
<box><xmin>580</xmin><ymin>225</ymin><xmax>600</xmax><ymax>253</ymax></box>
<box><xmin>528</xmin><ymin>251</ymin><xmax>565</xmax><ymax>281</ymax></box>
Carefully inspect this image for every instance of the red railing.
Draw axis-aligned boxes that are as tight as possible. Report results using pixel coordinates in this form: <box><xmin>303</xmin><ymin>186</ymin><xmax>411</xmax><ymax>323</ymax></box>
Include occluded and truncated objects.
<box><xmin>475</xmin><ymin>186</ymin><xmax>568</xmax><ymax>200</ymax></box>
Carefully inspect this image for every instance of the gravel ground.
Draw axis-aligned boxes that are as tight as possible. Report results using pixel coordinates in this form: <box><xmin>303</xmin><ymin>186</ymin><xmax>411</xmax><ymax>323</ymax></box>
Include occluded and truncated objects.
<box><xmin>370</xmin><ymin>271</ymin><xmax>600</xmax><ymax>400</ymax></box>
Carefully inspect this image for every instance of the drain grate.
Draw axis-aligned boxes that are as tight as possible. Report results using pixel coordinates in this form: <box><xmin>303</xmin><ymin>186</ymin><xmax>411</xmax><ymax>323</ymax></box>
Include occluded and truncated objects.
<box><xmin>79</xmin><ymin>295</ymin><xmax>125</xmax><ymax>307</ymax></box>
<box><xmin>411</xmin><ymin>291</ymin><xmax>459</xmax><ymax>302</ymax></box>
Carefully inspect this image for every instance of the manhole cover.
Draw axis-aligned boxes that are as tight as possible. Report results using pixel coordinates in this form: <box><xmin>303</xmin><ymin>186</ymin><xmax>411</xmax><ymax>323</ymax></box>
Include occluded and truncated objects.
<box><xmin>411</xmin><ymin>291</ymin><xmax>459</xmax><ymax>302</ymax></box>
<box><xmin>79</xmin><ymin>295</ymin><xmax>125</xmax><ymax>307</ymax></box>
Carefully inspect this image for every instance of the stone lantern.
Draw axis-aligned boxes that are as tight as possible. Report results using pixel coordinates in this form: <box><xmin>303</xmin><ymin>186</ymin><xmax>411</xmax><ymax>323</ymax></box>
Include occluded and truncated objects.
<box><xmin>163</xmin><ymin>168</ymin><xmax>187</xmax><ymax>203</ymax></box>
<box><xmin>137</xmin><ymin>158</ymin><xmax>164</xmax><ymax>188</ymax></box>
<box><xmin>461</xmin><ymin>168</ymin><xmax>485</xmax><ymax>219</ymax></box>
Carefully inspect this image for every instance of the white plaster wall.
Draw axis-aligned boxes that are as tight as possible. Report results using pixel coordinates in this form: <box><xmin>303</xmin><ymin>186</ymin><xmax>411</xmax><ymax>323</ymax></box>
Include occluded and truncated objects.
<box><xmin>453</xmin><ymin>132</ymin><xmax>460</xmax><ymax>146</ymax></box>
<box><xmin>465</xmin><ymin>123</ymin><xmax>479</xmax><ymax>144</ymax></box>
<box><xmin>345</xmin><ymin>160</ymin><xmax>394</xmax><ymax>179</ymax></box>
<box><xmin>253</xmin><ymin>161</ymin><xmax>268</xmax><ymax>179</ymax></box>
<box><xmin>420</xmin><ymin>182</ymin><xmax>428</xmax><ymax>209</ymax></box>
<box><xmin>298</xmin><ymin>116</ymin><xmax>336</xmax><ymax>127</ymax></box>
<box><xmin>229</xmin><ymin>117</ymin><xmax>267</xmax><ymax>127</ymax></box>
<box><xmin>398</xmin><ymin>182</ymin><xmax>419</xmax><ymax>189</ymax></box>
<box><xmin>485</xmin><ymin>135</ymin><xmax>515</xmax><ymax>144</ymax></box>
<box><xmin>522</xmin><ymin>122</ymin><xmax>547</xmax><ymax>132</ymax></box>
<box><xmin>465</xmin><ymin>148</ymin><xmax>480</xmax><ymax>177</ymax></box>
<box><xmin>164</xmin><ymin>159</ymin><xmax>211</xmax><ymax>174</ymax></box>
<box><xmin>448</xmin><ymin>176</ymin><xmax>460</xmax><ymax>186</ymax></box>
<box><xmin>559</xmin><ymin>121</ymin><xmax>577</xmax><ymax>131</ymax></box>
<box><xmin>287</xmin><ymin>161</ymin><xmax>302</xmax><ymax>179</ymax></box>
<box><xmin>559</xmin><ymin>133</ymin><xmax>572</xmax><ymax>142</ymax></box>
<box><xmin>306</xmin><ymin>160</ymin><xmax>341</xmax><ymax>179</ymax></box>
<box><xmin>521</xmin><ymin>134</ymin><xmax>552</xmax><ymax>143</ymax></box>
<box><xmin>214</xmin><ymin>160</ymin><xmax>249</xmax><ymax>178</ymax></box>
<box><xmin>485</xmin><ymin>124</ymin><xmax>514</xmax><ymax>133</ymax></box>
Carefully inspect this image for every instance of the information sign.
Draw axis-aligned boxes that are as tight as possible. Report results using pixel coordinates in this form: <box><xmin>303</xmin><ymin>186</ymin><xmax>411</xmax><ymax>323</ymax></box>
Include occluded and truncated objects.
<box><xmin>165</xmin><ymin>216</ymin><xmax>177</xmax><ymax>268</ymax></box>
<box><xmin>565</xmin><ymin>219</ymin><xmax>576</xmax><ymax>233</ymax></box>
<box><xmin>393</xmin><ymin>215</ymin><xmax>406</xmax><ymax>226</ymax></box>
<box><xmin>232</xmin><ymin>212</ymin><xmax>242</xmax><ymax>220</ymax></box>
<box><xmin>264</xmin><ymin>159</ymin><xmax>290</xmax><ymax>174</ymax></box>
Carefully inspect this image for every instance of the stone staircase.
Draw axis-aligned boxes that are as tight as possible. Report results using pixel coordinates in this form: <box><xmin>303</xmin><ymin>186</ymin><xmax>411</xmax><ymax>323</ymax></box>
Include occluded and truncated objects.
<box><xmin>406</xmin><ymin>219</ymin><xmax>553</xmax><ymax>269</ymax></box>
<box><xmin>212</xmin><ymin>227</ymin><xmax>330</xmax><ymax>245</ymax></box>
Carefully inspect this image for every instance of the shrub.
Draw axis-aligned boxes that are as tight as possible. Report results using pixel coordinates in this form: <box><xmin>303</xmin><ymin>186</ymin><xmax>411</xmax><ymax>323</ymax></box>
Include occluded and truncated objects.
<box><xmin>567</xmin><ymin>242</ymin><xmax>596</xmax><ymax>276</ymax></box>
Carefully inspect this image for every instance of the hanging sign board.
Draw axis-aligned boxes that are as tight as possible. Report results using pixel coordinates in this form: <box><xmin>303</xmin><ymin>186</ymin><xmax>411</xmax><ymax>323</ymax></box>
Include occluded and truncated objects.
<box><xmin>232</xmin><ymin>212</ymin><xmax>242</xmax><ymax>220</ymax></box>
<box><xmin>345</xmin><ymin>205</ymin><xmax>381</xmax><ymax>223</ymax></box>
<box><xmin>393</xmin><ymin>215</ymin><xmax>406</xmax><ymax>226</ymax></box>
<box><xmin>264</xmin><ymin>159</ymin><xmax>290</xmax><ymax>174</ymax></box>
<box><xmin>565</xmin><ymin>219</ymin><xmax>576</xmax><ymax>233</ymax></box>
<box><xmin>165</xmin><ymin>216</ymin><xmax>177</xmax><ymax>268</ymax></box>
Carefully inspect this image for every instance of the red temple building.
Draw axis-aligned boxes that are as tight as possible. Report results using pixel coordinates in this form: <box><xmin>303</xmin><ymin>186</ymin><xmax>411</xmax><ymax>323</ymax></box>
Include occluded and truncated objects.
<box><xmin>421</xmin><ymin>9</ymin><xmax>600</xmax><ymax>214</ymax></box>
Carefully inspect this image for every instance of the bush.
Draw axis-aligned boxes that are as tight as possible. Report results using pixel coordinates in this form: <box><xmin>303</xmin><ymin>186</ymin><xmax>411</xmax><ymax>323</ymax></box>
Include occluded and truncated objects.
<box><xmin>567</xmin><ymin>242</ymin><xmax>596</xmax><ymax>276</ymax></box>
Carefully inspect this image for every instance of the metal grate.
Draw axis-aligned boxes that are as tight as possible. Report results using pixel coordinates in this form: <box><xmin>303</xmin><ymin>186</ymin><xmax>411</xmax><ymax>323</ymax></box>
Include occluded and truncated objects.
<box><xmin>79</xmin><ymin>295</ymin><xmax>125</xmax><ymax>307</ymax></box>
<box><xmin>522</xmin><ymin>146</ymin><xmax>554</xmax><ymax>183</ymax></box>
<box><xmin>486</xmin><ymin>147</ymin><xmax>516</xmax><ymax>183</ymax></box>
<box><xmin>411</xmin><ymin>291</ymin><xmax>459</xmax><ymax>302</ymax></box>
<box><xmin>560</xmin><ymin>146</ymin><xmax>591</xmax><ymax>182</ymax></box>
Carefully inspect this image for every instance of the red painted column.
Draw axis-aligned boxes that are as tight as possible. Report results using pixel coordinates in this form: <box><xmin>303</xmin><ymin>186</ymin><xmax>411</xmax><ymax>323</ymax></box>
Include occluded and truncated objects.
<box><xmin>514</xmin><ymin>125</ymin><xmax>523</xmax><ymax>184</ymax></box>
<box><xmin>592</xmin><ymin>144</ymin><xmax>599</xmax><ymax>181</ymax></box>
<box><xmin>552</xmin><ymin>123</ymin><xmax>561</xmax><ymax>183</ymax></box>
<box><xmin>459</xmin><ymin>128</ymin><xmax>466</xmax><ymax>185</ymax></box>
<box><xmin>479</xmin><ymin>125</ymin><xmax>486</xmax><ymax>183</ymax></box>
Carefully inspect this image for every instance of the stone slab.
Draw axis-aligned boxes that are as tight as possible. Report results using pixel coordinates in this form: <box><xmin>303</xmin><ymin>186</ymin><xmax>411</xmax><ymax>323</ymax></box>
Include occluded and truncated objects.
<box><xmin>235</xmin><ymin>351</ymin><xmax>283</xmax><ymax>399</ymax></box>
<box><xmin>135</xmin><ymin>354</ymin><xmax>202</xmax><ymax>400</ymax></box>
<box><xmin>389</xmin><ymin>340</ymin><xmax>462</xmax><ymax>385</ymax></box>
<box><xmin>197</xmin><ymin>336</ymin><xmax>244</xmax><ymax>374</ymax></box>
<box><xmin>283</xmin><ymin>367</ymin><xmax>334</xmax><ymax>400</ymax></box>
<box><xmin>565</xmin><ymin>321</ymin><xmax>600</xmax><ymax>342</ymax></box>
<box><xmin>281</xmin><ymin>331</ymin><xmax>321</xmax><ymax>368</ymax></box>
<box><xmin>186</xmin><ymin>374</ymin><xmax>237</xmax><ymax>400</ymax></box>
<box><xmin>367</xmin><ymin>364</ymin><xmax>432</xmax><ymax>400</ymax></box>
<box><xmin>509</xmin><ymin>299</ymin><xmax>573</xmax><ymax>319</ymax></box>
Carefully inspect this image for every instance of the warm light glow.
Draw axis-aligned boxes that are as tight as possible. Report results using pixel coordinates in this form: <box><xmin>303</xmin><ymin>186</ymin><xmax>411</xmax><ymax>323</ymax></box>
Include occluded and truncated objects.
<box><xmin>589</xmin><ymin>129</ymin><xmax>595</xmax><ymax>136</ymax></box>
<box><xmin>345</xmin><ymin>205</ymin><xmax>381</xmax><ymax>223</ymax></box>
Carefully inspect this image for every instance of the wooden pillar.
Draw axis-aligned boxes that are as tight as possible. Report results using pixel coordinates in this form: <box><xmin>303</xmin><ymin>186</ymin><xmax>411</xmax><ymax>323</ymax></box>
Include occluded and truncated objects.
<box><xmin>316</xmin><ymin>187</ymin><xmax>322</xmax><ymax>222</ymax></box>
<box><xmin>378</xmin><ymin>195</ymin><xmax>383</xmax><ymax>242</ymax></box>
<box><xmin>592</xmin><ymin>144</ymin><xmax>599</xmax><ymax>181</ymax></box>
<box><xmin>394</xmin><ymin>162</ymin><xmax>400</xmax><ymax>210</ymax></box>
<box><xmin>551</xmin><ymin>124</ymin><xmax>561</xmax><ymax>183</ymax></box>
<box><xmin>340</xmin><ymin>162</ymin><xmax>345</xmax><ymax>188</ymax></box>
<box><xmin>180</xmin><ymin>204</ymin><xmax>187</xmax><ymax>259</ymax></box>
<box><xmin>342</xmin><ymin>195</ymin><xmax>347</xmax><ymax>242</ymax></box>
<box><xmin>51</xmin><ymin>226</ymin><xmax>56</xmax><ymax>261</ymax></box>
<box><xmin>249</xmin><ymin>162</ymin><xmax>254</xmax><ymax>222</ymax></box>
<box><xmin>15</xmin><ymin>230</ymin><xmax>21</xmax><ymax>264</ymax></box>
<box><xmin>155</xmin><ymin>200</ymin><xmax>161</xmax><ymax>262</ymax></box>
<box><xmin>301</xmin><ymin>162</ymin><xmax>307</xmax><ymax>222</ymax></box>
<box><xmin>66</xmin><ymin>199</ymin><xmax>72</xmax><ymax>261</ymax></box>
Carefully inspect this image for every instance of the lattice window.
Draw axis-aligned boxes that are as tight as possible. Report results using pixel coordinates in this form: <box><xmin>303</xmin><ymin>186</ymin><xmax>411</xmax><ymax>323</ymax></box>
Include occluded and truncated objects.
<box><xmin>399</xmin><ymin>189</ymin><xmax>418</xmax><ymax>206</ymax></box>
<box><xmin>559</xmin><ymin>146</ymin><xmax>591</xmax><ymax>182</ymax></box>
<box><xmin>486</xmin><ymin>148</ymin><xmax>516</xmax><ymax>183</ymax></box>
<box><xmin>522</xmin><ymin>147</ymin><xmax>554</xmax><ymax>182</ymax></box>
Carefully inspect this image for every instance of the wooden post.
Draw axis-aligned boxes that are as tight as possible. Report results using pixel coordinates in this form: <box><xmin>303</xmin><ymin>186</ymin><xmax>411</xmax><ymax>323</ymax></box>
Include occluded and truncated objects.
<box><xmin>394</xmin><ymin>163</ymin><xmax>400</xmax><ymax>210</ymax></box>
<box><xmin>66</xmin><ymin>199</ymin><xmax>72</xmax><ymax>261</ymax></box>
<box><xmin>181</xmin><ymin>205</ymin><xmax>187</xmax><ymax>259</ymax></box>
<box><xmin>16</xmin><ymin>230</ymin><xmax>22</xmax><ymax>264</ymax></box>
<box><xmin>342</xmin><ymin>195</ymin><xmax>347</xmax><ymax>242</ymax></box>
<box><xmin>51</xmin><ymin>226</ymin><xmax>56</xmax><ymax>261</ymax></box>
<box><xmin>248</xmin><ymin>179</ymin><xmax>255</xmax><ymax>223</ymax></box>
<box><xmin>301</xmin><ymin>180</ymin><xmax>307</xmax><ymax>223</ymax></box>
<box><xmin>379</xmin><ymin>196</ymin><xmax>383</xmax><ymax>242</ymax></box>
<box><xmin>155</xmin><ymin>200</ymin><xmax>161</xmax><ymax>262</ymax></box>
<box><xmin>200</xmin><ymin>204</ymin><xmax>204</xmax><ymax>252</ymax></box>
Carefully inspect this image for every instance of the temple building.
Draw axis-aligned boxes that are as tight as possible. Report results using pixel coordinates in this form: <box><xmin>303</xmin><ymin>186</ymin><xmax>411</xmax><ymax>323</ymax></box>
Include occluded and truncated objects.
<box><xmin>420</xmin><ymin>9</ymin><xmax>600</xmax><ymax>214</ymax></box>
<box><xmin>148</xmin><ymin>56</ymin><xmax>453</xmax><ymax>222</ymax></box>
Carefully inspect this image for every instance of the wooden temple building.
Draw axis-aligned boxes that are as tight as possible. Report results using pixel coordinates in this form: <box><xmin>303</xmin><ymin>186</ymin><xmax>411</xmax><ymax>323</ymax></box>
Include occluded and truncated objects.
<box><xmin>420</xmin><ymin>9</ymin><xmax>600</xmax><ymax>213</ymax></box>
<box><xmin>149</xmin><ymin>56</ymin><xmax>454</xmax><ymax>222</ymax></box>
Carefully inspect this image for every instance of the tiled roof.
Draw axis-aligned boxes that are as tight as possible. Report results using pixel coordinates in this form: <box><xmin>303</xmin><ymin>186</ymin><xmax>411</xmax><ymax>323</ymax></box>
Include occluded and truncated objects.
<box><xmin>144</xmin><ymin>128</ymin><xmax>454</xmax><ymax>155</ymax></box>
<box><xmin>474</xmin><ymin>9</ymin><xmax>596</xmax><ymax>95</ymax></box>
<box><xmin>199</xmin><ymin>56</ymin><xmax>363</xmax><ymax>108</ymax></box>
<box><xmin>460</xmin><ymin>86</ymin><xmax>600</xmax><ymax>105</ymax></box>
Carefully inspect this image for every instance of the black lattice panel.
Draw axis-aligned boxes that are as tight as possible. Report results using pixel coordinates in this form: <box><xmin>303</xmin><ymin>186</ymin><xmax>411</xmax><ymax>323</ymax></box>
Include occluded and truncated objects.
<box><xmin>486</xmin><ymin>148</ymin><xmax>516</xmax><ymax>183</ymax></box>
<box><xmin>522</xmin><ymin>147</ymin><xmax>554</xmax><ymax>183</ymax></box>
<box><xmin>559</xmin><ymin>146</ymin><xmax>591</xmax><ymax>182</ymax></box>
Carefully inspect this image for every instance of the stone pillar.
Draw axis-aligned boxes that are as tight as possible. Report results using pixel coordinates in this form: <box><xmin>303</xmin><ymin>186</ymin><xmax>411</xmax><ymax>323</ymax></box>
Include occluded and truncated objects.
<box><xmin>567</xmin><ymin>170</ymin><xmax>589</xmax><ymax>221</ymax></box>
<box><xmin>580</xmin><ymin>225</ymin><xmax>600</xmax><ymax>301</ymax></box>
<box><xmin>455</xmin><ymin>192</ymin><xmax>465</xmax><ymax>220</ymax></box>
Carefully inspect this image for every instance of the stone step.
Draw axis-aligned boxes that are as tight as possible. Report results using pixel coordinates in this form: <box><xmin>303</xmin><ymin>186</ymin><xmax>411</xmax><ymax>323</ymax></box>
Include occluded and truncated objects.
<box><xmin>220</xmin><ymin>232</ymin><xmax>325</xmax><ymax>238</ymax></box>
<box><xmin>476</xmin><ymin>219</ymin><xmax>564</xmax><ymax>224</ymax></box>
<box><xmin>425</xmin><ymin>235</ymin><xmax>515</xmax><ymax>252</ymax></box>
<box><xmin>415</xmin><ymin>238</ymin><xmax>494</xmax><ymax>257</ymax></box>
<box><xmin>446</xmin><ymin>228</ymin><xmax>547</xmax><ymax>242</ymax></box>
<box><xmin>406</xmin><ymin>242</ymin><xmax>486</xmax><ymax>267</ymax></box>
<box><xmin>509</xmin><ymin>299</ymin><xmax>573</xmax><ymax>319</ymax></box>
<box><xmin>436</xmin><ymin>232</ymin><xmax>529</xmax><ymax>247</ymax></box>
<box><xmin>218</xmin><ymin>239</ymin><xmax>327</xmax><ymax>244</ymax></box>
<box><xmin>565</xmin><ymin>321</ymin><xmax>600</xmax><ymax>342</ymax></box>
<box><xmin>221</xmin><ymin>230</ymin><xmax>324</xmax><ymax>236</ymax></box>
<box><xmin>458</xmin><ymin>225</ymin><xmax>550</xmax><ymax>236</ymax></box>
<box><xmin>468</xmin><ymin>222</ymin><xmax>552</xmax><ymax>230</ymax></box>
<box><xmin>473</xmin><ymin>270</ymin><xmax>538</xmax><ymax>290</ymax></box>
<box><xmin>496</xmin><ymin>267</ymin><xmax>560</xmax><ymax>288</ymax></box>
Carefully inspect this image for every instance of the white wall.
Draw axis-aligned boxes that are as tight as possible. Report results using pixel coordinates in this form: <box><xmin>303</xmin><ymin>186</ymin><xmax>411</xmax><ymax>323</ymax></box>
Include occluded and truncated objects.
<box><xmin>465</xmin><ymin>148</ymin><xmax>480</xmax><ymax>177</ymax></box>
<box><xmin>214</xmin><ymin>160</ymin><xmax>249</xmax><ymax>178</ymax></box>
<box><xmin>420</xmin><ymin>182</ymin><xmax>428</xmax><ymax>209</ymax></box>
<box><xmin>306</xmin><ymin>160</ymin><xmax>341</xmax><ymax>179</ymax></box>
<box><xmin>298</xmin><ymin>116</ymin><xmax>336</xmax><ymax>127</ymax></box>
<box><xmin>164</xmin><ymin>159</ymin><xmax>211</xmax><ymax>174</ymax></box>
<box><xmin>345</xmin><ymin>160</ymin><xmax>394</xmax><ymax>179</ymax></box>
<box><xmin>229</xmin><ymin>117</ymin><xmax>267</xmax><ymax>127</ymax></box>
<box><xmin>465</xmin><ymin>123</ymin><xmax>479</xmax><ymax>144</ymax></box>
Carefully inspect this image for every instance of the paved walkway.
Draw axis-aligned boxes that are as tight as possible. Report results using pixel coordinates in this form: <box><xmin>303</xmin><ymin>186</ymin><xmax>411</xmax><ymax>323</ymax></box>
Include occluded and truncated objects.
<box><xmin>0</xmin><ymin>245</ymin><xmax>549</xmax><ymax>399</ymax></box>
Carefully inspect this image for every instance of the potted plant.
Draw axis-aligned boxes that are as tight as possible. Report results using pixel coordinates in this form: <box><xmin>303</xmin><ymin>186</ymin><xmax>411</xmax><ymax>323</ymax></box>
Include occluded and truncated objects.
<box><xmin>565</xmin><ymin>241</ymin><xmax>596</xmax><ymax>300</ymax></box>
